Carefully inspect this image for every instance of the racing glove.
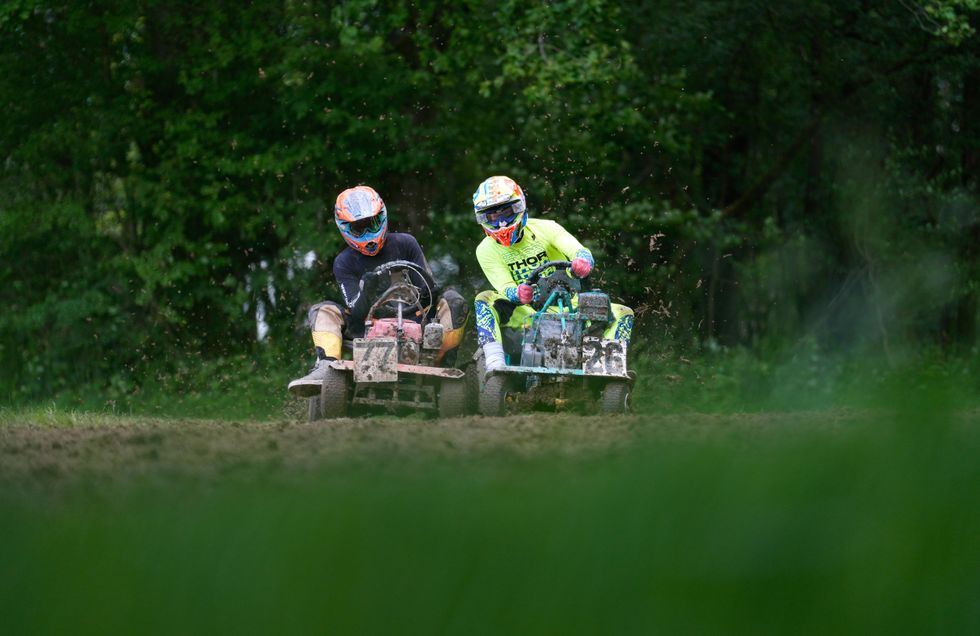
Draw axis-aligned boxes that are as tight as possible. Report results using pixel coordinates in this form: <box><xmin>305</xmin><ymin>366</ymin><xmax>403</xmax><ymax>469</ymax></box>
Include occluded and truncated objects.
<box><xmin>517</xmin><ymin>283</ymin><xmax>534</xmax><ymax>305</ymax></box>
<box><xmin>361</xmin><ymin>270</ymin><xmax>388</xmax><ymax>299</ymax></box>
<box><xmin>570</xmin><ymin>257</ymin><xmax>592</xmax><ymax>279</ymax></box>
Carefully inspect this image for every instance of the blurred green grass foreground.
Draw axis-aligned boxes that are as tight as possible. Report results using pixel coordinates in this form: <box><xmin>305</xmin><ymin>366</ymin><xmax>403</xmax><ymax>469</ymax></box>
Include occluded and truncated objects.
<box><xmin>1</xmin><ymin>362</ymin><xmax>978</xmax><ymax>635</ymax></box>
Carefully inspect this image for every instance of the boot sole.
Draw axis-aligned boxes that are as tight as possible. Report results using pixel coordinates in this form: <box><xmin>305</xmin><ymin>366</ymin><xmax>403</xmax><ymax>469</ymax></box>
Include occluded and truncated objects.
<box><xmin>287</xmin><ymin>381</ymin><xmax>322</xmax><ymax>398</ymax></box>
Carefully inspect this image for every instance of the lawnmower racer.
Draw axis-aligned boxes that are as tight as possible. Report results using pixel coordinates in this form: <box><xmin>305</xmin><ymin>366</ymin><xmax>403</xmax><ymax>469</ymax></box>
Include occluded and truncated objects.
<box><xmin>288</xmin><ymin>185</ymin><xmax>468</xmax><ymax>396</ymax></box>
<box><xmin>471</xmin><ymin>175</ymin><xmax>634</xmax><ymax>373</ymax></box>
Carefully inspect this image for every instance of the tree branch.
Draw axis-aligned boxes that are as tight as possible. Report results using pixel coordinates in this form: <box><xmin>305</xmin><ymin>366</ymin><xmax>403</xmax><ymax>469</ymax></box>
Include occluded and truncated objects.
<box><xmin>721</xmin><ymin>51</ymin><xmax>939</xmax><ymax>218</ymax></box>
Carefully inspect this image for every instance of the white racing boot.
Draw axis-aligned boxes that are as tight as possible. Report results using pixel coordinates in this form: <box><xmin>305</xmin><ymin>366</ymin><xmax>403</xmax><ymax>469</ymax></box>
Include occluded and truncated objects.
<box><xmin>287</xmin><ymin>359</ymin><xmax>333</xmax><ymax>397</ymax></box>
<box><xmin>482</xmin><ymin>341</ymin><xmax>506</xmax><ymax>378</ymax></box>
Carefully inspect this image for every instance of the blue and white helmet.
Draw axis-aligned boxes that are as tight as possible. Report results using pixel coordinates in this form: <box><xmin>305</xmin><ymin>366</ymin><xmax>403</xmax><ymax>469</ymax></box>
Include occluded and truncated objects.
<box><xmin>473</xmin><ymin>176</ymin><xmax>527</xmax><ymax>247</ymax></box>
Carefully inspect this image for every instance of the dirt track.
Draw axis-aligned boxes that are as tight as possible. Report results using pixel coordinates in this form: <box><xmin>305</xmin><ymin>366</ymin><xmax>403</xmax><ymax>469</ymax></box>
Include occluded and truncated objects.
<box><xmin>0</xmin><ymin>410</ymin><xmax>877</xmax><ymax>490</ymax></box>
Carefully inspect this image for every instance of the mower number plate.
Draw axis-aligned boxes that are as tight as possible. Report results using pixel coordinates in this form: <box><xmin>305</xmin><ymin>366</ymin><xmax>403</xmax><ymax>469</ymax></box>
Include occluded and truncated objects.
<box><xmin>577</xmin><ymin>292</ymin><xmax>611</xmax><ymax>322</ymax></box>
<box><xmin>582</xmin><ymin>337</ymin><xmax>627</xmax><ymax>376</ymax></box>
<box><xmin>353</xmin><ymin>337</ymin><xmax>398</xmax><ymax>383</ymax></box>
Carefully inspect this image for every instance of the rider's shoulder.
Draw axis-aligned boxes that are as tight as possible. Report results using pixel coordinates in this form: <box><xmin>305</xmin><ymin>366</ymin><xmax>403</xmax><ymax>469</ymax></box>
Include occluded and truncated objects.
<box><xmin>527</xmin><ymin>217</ymin><xmax>562</xmax><ymax>233</ymax></box>
<box><xmin>475</xmin><ymin>236</ymin><xmax>498</xmax><ymax>257</ymax></box>
<box><xmin>333</xmin><ymin>244</ymin><xmax>357</xmax><ymax>264</ymax></box>
<box><xmin>330</xmin><ymin>250</ymin><xmax>363</xmax><ymax>285</ymax></box>
<box><xmin>387</xmin><ymin>232</ymin><xmax>421</xmax><ymax>244</ymax></box>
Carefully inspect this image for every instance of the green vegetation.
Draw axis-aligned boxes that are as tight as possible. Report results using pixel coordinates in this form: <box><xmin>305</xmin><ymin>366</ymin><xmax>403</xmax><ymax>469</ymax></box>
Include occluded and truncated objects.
<box><xmin>2</xmin><ymin>1</ymin><xmax>978</xmax><ymax>404</ymax></box>
<box><xmin>20</xmin><ymin>348</ymin><xmax>297</xmax><ymax>421</ymax></box>
<box><xmin>0</xmin><ymin>343</ymin><xmax>974</xmax><ymax>421</ymax></box>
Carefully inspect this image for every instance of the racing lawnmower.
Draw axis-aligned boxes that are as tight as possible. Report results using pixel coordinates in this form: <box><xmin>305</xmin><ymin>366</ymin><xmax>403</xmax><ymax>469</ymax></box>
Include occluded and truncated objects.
<box><xmin>308</xmin><ymin>260</ymin><xmax>468</xmax><ymax>420</ymax></box>
<box><xmin>477</xmin><ymin>260</ymin><xmax>633</xmax><ymax>416</ymax></box>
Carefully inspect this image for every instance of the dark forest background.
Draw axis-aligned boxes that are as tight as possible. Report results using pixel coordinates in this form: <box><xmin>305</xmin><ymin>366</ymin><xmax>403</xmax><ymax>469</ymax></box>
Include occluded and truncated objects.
<box><xmin>1</xmin><ymin>0</ymin><xmax>977</xmax><ymax>407</ymax></box>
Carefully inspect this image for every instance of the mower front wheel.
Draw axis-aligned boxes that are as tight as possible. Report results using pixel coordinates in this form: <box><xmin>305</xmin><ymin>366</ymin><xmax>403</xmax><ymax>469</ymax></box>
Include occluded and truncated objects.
<box><xmin>319</xmin><ymin>367</ymin><xmax>350</xmax><ymax>419</ymax></box>
<box><xmin>600</xmin><ymin>380</ymin><xmax>631</xmax><ymax>415</ymax></box>
<box><xmin>479</xmin><ymin>374</ymin><xmax>510</xmax><ymax>417</ymax></box>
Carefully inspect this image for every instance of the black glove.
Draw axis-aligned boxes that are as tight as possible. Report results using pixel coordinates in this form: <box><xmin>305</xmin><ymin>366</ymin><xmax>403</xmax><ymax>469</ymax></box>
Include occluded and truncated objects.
<box><xmin>361</xmin><ymin>270</ymin><xmax>389</xmax><ymax>299</ymax></box>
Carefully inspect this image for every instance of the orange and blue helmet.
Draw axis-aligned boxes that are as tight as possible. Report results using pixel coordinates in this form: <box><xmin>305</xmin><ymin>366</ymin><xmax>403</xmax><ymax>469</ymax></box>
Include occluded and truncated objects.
<box><xmin>335</xmin><ymin>185</ymin><xmax>388</xmax><ymax>256</ymax></box>
<box><xmin>473</xmin><ymin>176</ymin><xmax>527</xmax><ymax>247</ymax></box>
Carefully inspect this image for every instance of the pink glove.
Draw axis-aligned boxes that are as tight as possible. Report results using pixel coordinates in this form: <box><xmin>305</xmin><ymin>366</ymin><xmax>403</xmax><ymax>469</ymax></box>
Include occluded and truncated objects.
<box><xmin>517</xmin><ymin>283</ymin><xmax>534</xmax><ymax>304</ymax></box>
<box><xmin>570</xmin><ymin>257</ymin><xmax>593</xmax><ymax>278</ymax></box>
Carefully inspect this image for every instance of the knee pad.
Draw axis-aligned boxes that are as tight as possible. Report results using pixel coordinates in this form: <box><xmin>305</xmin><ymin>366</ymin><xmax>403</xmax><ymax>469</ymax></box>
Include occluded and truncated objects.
<box><xmin>308</xmin><ymin>301</ymin><xmax>344</xmax><ymax>332</ymax></box>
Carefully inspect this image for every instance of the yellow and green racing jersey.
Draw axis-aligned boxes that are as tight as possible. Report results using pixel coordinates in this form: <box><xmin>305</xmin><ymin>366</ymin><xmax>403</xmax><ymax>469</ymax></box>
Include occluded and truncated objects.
<box><xmin>475</xmin><ymin>218</ymin><xmax>593</xmax><ymax>303</ymax></box>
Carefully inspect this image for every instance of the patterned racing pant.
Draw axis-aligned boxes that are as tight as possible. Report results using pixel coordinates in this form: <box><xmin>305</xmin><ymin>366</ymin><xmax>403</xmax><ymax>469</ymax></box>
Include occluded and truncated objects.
<box><xmin>474</xmin><ymin>289</ymin><xmax>634</xmax><ymax>346</ymax></box>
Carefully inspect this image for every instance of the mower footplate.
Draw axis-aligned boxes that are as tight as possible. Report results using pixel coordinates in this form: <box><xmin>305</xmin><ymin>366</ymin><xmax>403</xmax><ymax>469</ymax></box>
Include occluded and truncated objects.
<box><xmin>328</xmin><ymin>359</ymin><xmax>464</xmax><ymax>381</ymax></box>
<box><xmin>487</xmin><ymin>365</ymin><xmax>629</xmax><ymax>380</ymax></box>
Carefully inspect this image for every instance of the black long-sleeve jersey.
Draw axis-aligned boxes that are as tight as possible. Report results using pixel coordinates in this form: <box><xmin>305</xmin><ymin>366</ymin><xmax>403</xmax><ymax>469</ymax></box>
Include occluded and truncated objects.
<box><xmin>332</xmin><ymin>232</ymin><xmax>434</xmax><ymax>327</ymax></box>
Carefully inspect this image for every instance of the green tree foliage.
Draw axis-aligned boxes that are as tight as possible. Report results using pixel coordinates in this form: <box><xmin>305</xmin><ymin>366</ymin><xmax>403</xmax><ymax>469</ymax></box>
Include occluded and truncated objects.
<box><xmin>1</xmin><ymin>0</ymin><xmax>978</xmax><ymax>402</ymax></box>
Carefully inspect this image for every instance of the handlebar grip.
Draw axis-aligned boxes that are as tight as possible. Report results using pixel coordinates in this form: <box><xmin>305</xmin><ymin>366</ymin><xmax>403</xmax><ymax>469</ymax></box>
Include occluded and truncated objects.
<box><xmin>526</xmin><ymin>260</ymin><xmax>573</xmax><ymax>284</ymax></box>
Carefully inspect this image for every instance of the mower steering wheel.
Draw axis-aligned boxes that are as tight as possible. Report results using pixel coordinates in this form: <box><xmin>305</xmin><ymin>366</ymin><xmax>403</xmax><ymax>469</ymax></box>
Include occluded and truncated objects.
<box><xmin>526</xmin><ymin>260</ymin><xmax>571</xmax><ymax>285</ymax></box>
<box><xmin>365</xmin><ymin>260</ymin><xmax>435</xmax><ymax>323</ymax></box>
<box><xmin>524</xmin><ymin>259</ymin><xmax>580</xmax><ymax>310</ymax></box>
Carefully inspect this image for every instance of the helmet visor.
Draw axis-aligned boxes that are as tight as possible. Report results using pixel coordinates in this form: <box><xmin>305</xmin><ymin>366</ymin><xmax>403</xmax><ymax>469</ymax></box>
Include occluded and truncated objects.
<box><xmin>345</xmin><ymin>215</ymin><xmax>384</xmax><ymax>237</ymax></box>
<box><xmin>476</xmin><ymin>202</ymin><xmax>521</xmax><ymax>228</ymax></box>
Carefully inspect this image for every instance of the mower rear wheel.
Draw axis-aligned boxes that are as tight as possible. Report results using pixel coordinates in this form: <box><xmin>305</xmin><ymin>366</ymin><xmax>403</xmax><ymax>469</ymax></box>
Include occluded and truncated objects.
<box><xmin>306</xmin><ymin>396</ymin><xmax>321</xmax><ymax>422</ymax></box>
<box><xmin>438</xmin><ymin>378</ymin><xmax>467</xmax><ymax>418</ymax></box>
<box><xmin>600</xmin><ymin>380</ymin><xmax>631</xmax><ymax>415</ymax></box>
<box><xmin>319</xmin><ymin>367</ymin><xmax>349</xmax><ymax>419</ymax></box>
